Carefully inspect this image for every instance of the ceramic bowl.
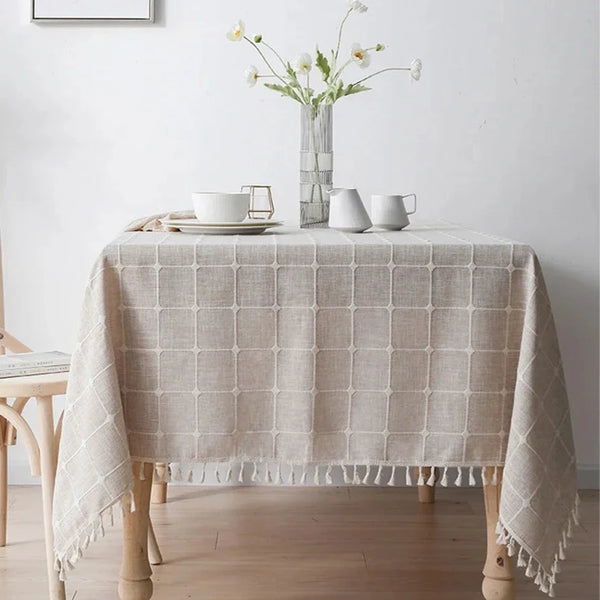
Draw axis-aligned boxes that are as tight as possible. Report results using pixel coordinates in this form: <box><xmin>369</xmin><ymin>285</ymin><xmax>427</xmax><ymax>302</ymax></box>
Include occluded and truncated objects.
<box><xmin>192</xmin><ymin>192</ymin><xmax>250</xmax><ymax>223</ymax></box>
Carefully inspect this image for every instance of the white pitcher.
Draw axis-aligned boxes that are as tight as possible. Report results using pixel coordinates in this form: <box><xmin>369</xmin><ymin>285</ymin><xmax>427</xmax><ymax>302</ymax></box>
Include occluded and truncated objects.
<box><xmin>370</xmin><ymin>193</ymin><xmax>417</xmax><ymax>230</ymax></box>
<box><xmin>327</xmin><ymin>188</ymin><xmax>372</xmax><ymax>233</ymax></box>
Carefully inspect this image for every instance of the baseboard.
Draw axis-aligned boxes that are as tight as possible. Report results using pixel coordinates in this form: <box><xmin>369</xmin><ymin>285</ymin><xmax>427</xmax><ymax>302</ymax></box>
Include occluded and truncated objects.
<box><xmin>577</xmin><ymin>464</ymin><xmax>599</xmax><ymax>490</ymax></box>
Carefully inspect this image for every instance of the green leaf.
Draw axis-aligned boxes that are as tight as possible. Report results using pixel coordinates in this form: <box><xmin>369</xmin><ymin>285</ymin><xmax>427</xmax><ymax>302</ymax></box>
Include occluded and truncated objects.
<box><xmin>315</xmin><ymin>48</ymin><xmax>331</xmax><ymax>82</ymax></box>
<box><xmin>341</xmin><ymin>83</ymin><xmax>371</xmax><ymax>97</ymax></box>
<box><xmin>263</xmin><ymin>82</ymin><xmax>301</xmax><ymax>102</ymax></box>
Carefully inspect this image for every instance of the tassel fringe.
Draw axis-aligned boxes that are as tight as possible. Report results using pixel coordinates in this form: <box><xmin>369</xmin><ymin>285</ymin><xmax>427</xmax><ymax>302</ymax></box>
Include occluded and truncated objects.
<box><xmin>54</xmin><ymin>459</ymin><xmax>578</xmax><ymax>598</ymax></box>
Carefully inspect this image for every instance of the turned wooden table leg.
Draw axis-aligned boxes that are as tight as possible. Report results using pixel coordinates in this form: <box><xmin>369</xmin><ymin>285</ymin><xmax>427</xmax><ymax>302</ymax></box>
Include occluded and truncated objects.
<box><xmin>482</xmin><ymin>467</ymin><xmax>515</xmax><ymax>600</ymax></box>
<box><xmin>119</xmin><ymin>461</ymin><xmax>154</xmax><ymax>600</ymax></box>
<box><xmin>151</xmin><ymin>463</ymin><xmax>167</xmax><ymax>505</ymax></box>
<box><xmin>415</xmin><ymin>466</ymin><xmax>436</xmax><ymax>503</ymax></box>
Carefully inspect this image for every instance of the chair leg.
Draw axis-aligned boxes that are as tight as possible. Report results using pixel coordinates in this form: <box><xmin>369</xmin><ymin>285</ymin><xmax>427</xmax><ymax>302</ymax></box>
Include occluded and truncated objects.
<box><xmin>148</xmin><ymin>519</ymin><xmax>162</xmax><ymax>566</ymax></box>
<box><xmin>0</xmin><ymin>430</ymin><xmax>7</xmax><ymax>548</ymax></box>
<box><xmin>37</xmin><ymin>395</ymin><xmax>66</xmax><ymax>600</ymax></box>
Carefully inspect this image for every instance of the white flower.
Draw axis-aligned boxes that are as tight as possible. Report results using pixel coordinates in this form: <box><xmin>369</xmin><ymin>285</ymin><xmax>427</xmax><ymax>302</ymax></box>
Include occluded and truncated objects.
<box><xmin>349</xmin><ymin>1</ymin><xmax>368</xmax><ymax>13</ymax></box>
<box><xmin>351</xmin><ymin>43</ymin><xmax>371</xmax><ymax>68</ymax></box>
<box><xmin>226</xmin><ymin>20</ymin><xmax>245</xmax><ymax>42</ymax></box>
<box><xmin>410</xmin><ymin>58</ymin><xmax>423</xmax><ymax>80</ymax></box>
<box><xmin>295</xmin><ymin>53</ymin><xmax>313</xmax><ymax>74</ymax></box>
<box><xmin>244</xmin><ymin>65</ymin><xmax>259</xmax><ymax>87</ymax></box>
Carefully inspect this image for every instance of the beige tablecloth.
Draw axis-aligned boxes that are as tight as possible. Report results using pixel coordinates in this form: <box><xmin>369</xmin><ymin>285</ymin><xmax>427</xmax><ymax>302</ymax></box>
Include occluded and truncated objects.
<box><xmin>53</xmin><ymin>222</ymin><xmax>578</xmax><ymax>596</ymax></box>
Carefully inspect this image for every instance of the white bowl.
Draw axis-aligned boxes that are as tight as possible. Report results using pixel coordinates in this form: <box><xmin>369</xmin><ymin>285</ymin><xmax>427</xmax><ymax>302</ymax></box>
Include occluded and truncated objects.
<box><xmin>192</xmin><ymin>192</ymin><xmax>250</xmax><ymax>223</ymax></box>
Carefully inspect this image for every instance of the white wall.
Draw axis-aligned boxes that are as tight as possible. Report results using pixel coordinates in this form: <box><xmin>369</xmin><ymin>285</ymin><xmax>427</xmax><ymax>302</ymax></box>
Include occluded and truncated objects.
<box><xmin>1</xmin><ymin>0</ymin><xmax>598</xmax><ymax>485</ymax></box>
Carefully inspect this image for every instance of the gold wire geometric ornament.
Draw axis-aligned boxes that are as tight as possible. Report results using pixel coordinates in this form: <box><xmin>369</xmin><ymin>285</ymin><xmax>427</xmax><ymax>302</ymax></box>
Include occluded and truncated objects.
<box><xmin>241</xmin><ymin>185</ymin><xmax>275</xmax><ymax>220</ymax></box>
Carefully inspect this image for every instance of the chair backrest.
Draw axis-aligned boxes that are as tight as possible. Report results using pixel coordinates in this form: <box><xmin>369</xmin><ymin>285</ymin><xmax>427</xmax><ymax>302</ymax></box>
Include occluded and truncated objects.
<box><xmin>0</xmin><ymin>229</ymin><xmax>4</xmax><ymax>332</ymax></box>
<box><xmin>0</xmin><ymin>232</ymin><xmax>30</xmax><ymax>355</ymax></box>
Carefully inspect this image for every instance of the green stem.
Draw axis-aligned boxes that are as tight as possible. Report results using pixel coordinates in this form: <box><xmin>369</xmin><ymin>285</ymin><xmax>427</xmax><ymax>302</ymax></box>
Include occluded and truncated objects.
<box><xmin>334</xmin><ymin>9</ymin><xmax>352</xmax><ymax>63</ymax></box>
<box><xmin>353</xmin><ymin>66</ymin><xmax>410</xmax><ymax>86</ymax></box>
<box><xmin>244</xmin><ymin>36</ymin><xmax>304</xmax><ymax>103</ymax></box>
<box><xmin>261</xmin><ymin>40</ymin><xmax>288</xmax><ymax>70</ymax></box>
<box><xmin>331</xmin><ymin>47</ymin><xmax>378</xmax><ymax>84</ymax></box>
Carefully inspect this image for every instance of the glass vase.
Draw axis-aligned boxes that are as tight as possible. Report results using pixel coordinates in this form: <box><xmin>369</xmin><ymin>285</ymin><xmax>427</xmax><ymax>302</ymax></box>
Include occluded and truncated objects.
<box><xmin>300</xmin><ymin>104</ymin><xmax>333</xmax><ymax>227</ymax></box>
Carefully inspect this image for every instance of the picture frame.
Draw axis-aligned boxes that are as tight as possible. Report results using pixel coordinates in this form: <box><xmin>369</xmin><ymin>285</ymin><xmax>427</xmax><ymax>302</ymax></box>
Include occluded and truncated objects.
<box><xmin>31</xmin><ymin>0</ymin><xmax>155</xmax><ymax>22</ymax></box>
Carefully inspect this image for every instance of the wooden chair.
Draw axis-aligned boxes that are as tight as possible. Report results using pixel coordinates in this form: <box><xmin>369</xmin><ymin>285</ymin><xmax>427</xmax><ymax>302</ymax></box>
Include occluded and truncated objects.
<box><xmin>0</xmin><ymin>236</ymin><xmax>68</xmax><ymax>600</ymax></box>
<box><xmin>0</xmin><ymin>235</ymin><xmax>162</xmax><ymax>600</ymax></box>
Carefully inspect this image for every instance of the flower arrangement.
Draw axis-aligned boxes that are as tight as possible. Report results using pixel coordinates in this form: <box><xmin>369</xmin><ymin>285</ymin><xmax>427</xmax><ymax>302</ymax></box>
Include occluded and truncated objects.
<box><xmin>227</xmin><ymin>0</ymin><xmax>422</xmax><ymax>108</ymax></box>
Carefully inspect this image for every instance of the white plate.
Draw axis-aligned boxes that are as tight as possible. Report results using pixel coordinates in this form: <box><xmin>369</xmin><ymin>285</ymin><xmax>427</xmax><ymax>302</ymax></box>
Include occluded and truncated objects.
<box><xmin>161</xmin><ymin>218</ymin><xmax>282</xmax><ymax>228</ymax></box>
<box><xmin>161</xmin><ymin>219</ymin><xmax>283</xmax><ymax>235</ymax></box>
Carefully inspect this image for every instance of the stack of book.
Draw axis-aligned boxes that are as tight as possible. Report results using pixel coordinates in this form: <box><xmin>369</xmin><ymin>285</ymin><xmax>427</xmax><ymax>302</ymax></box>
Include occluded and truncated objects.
<box><xmin>0</xmin><ymin>351</ymin><xmax>70</xmax><ymax>378</ymax></box>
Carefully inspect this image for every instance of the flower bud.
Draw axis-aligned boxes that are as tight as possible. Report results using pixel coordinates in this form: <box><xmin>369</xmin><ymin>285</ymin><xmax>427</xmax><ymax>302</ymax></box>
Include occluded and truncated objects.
<box><xmin>375</xmin><ymin>43</ymin><xmax>385</xmax><ymax>52</ymax></box>
<box><xmin>254</xmin><ymin>34</ymin><xmax>263</xmax><ymax>43</ymax></box>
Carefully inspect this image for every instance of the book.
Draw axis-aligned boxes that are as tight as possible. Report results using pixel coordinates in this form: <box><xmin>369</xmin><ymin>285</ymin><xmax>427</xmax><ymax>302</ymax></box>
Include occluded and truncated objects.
<box><xmin>0</xmin><ymin>351</ymin><xmax>71</xmax><ymax>378</ymax></box>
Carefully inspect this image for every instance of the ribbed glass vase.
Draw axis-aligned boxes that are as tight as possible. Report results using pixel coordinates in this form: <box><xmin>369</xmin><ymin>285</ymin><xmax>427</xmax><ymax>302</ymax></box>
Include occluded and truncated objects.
<box><xmin>299</xmin><ymin>104</ymin><xmax>333</xmax><ymax>228</ymax></box>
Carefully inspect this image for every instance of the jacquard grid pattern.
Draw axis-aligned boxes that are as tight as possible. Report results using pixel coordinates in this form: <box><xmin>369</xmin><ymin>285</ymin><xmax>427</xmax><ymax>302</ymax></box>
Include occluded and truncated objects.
<box><xmin>53</xmin><ymin>223</ymin><xmax>577</xmax><ymax>594</ymax></box>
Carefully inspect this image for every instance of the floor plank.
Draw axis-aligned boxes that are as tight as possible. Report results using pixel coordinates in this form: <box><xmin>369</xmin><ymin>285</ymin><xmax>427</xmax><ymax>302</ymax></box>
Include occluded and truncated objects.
<box><xmin>0</xmin><ymin>486</ymin><xmax>597</xmax><ymax>599</ymax></box>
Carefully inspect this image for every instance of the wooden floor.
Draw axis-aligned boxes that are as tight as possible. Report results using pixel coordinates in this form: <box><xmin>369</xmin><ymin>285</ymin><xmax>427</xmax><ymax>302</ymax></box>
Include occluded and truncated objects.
<box><xmin>0</xmin><ymin>486</ymin><xmax>597</xmax><ymax>600</ymax></box>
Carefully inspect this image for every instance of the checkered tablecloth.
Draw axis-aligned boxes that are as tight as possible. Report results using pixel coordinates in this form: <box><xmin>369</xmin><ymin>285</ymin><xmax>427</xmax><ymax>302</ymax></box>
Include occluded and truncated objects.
<box><xmin>53</xmin><ymin>222</ymin><xmax>578</xmax><ymax>595</ymax></box>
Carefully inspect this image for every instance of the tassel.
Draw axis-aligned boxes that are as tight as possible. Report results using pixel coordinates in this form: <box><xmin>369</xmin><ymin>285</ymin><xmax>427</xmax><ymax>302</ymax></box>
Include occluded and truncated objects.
<box><xmin>540</xmin><ymin>578</ymin><xmax>549</xmax><ymax>593</ymax></box>
<box><xmin>492</xmin><ymin>467</ymin><xmax>498</xmax><ymax>485</ymax></box>
<box><xmin>387</xmin><ymin>465</ymin><xmax>396</xmax><ymax>486</ymax></box>
<box><xmin>534</xmin><ymin>568</ymin><xmax>542</xmax><ymax>586</ymax></box>
<box><xmin>553</xmin><ymin>555</ymin><xmax>561</xmax><ymax>573</ymax></box>
<box><xmin>482</xmin><ymin>467</ymin><xmax>488</xmax><ymax>485</ymax></box>
<box><xmin>238</xmin><ymin>463</ymin><xmax>244</xmax><ymax>483</ymax></box>
<box><xmin>199</xmin><ymin>463</ymin><xmax>206</xmax><ymax>484</ymax></box>
<box><xmin>276</xmin><ymin>464</ymin><xmax>283</xmax><ymax>484</ymax></box>
<box><xmin>362</xmin><ymin>465</ymin><xmax>371</xmax><ymax>484</ymax></box>
<box><xmin>558</xmin><ymin>542</ymin><xmax>566</xmax><ymax>560</ymax></box>
<box><xmin>215</xmin><ymin>466</ymin><xmax>221</xmax><ymax>484</ymax></box>
<box><xmin>353</xmin><ymin>465</ymin><xmax>361</xmax><ymax>485</ymax></box>
<box><xmin>469</xmin><ymin>466</ymin><xmax>476</xmax><ymax>486</ymax></box>
<box><xmin>300</xmin><ymin>467</ymin><xmax>307</xmax><ymax>485</ymax></box>
<box><xmin>266</xmin><ymin>465</ymin><xmax>273</xmax><ymax>484</ymax></box>
<box><xmin>174</xmin><ymin>466</ymin><xmax>182</xmax><ymax>481</ymax></box>
<box><xmin>517</xmin><ymin>547</ymin><xmax>526</xmax><ymax>568</ymax></box>
<box><xmin>426</xmin><ymin>468</ymin><xmax>436</xmax><ymax>487</ymax></box>
<box><xmin>417</xmin><ymin>467</ymin><xmax>425</xmax><ymax>486</ymax></box>
<box><xmin>507</xmin><ymin>538</ymin><xmax>516</xmax><ymax>557</ymax></box>
<box><xmin>326</xmin><ymin>465</ymin><xmax>333</xmax><ymax>484</ymax></box>
<box><xmin>252</xmin><ymin>462</ymin><xmax>258</xmax><ymax>483</ymax></box>
<box><xmin>549</xmin><ymin>583</ymin><xmax>555</xmax><ymax>597</ymax></box>
<box><xmin>342</xmin><ymin>465</ymin><xmax>351</xmax><ymax>484</ymax></box>
<box><xmin>455</xmin><ymin>467</ymin><xmax>463</xmax><ymax>487</ymax></box>
<box><xmin>567</xmin><ymin>517</ymin><xmax>574</xmax><ymax>538</ymax></box>
<box><xmin>525</xmin><ymin>557</ymin><xmax>536</xmax><ymax>578</ymax></box>
<box><xmin>314</xmin><ymin>465</ymin><xmax>320</xmax><ymax>485</ymax></box>
<box><xmin>440</xmin><ymin>467</ymin><xmax>448</xmax><ymax>487</ymax></box>
<box><xmin>225</xmin><ymin>465</ymin><xmax>232</xmax><ymax>482</ymax></box>
<box><xmin>374</xmin><ymin>465</ymin><xmax>383</xmax><ymax>484</ymax></box>
<box><xmin>289</xmin><ymin>465</ymin><xmax>296</xmax><ymax>485</ymax></box>
<box><xmin>405</xmin><ymin>466</ymin><xmax>412</xmax><ymax>486</ymax></box>
<box><xmin>109</xmin><ymin>505</ymin><xmax>114</xmax><ymax>527</ymax></box>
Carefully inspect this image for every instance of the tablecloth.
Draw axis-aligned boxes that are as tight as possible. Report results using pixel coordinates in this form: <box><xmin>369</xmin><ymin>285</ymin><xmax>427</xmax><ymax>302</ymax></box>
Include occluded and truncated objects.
<box><xmin>52</xmin><ymin>222</ymin><xmax>578</xmax><ymax>596</ymax></box>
